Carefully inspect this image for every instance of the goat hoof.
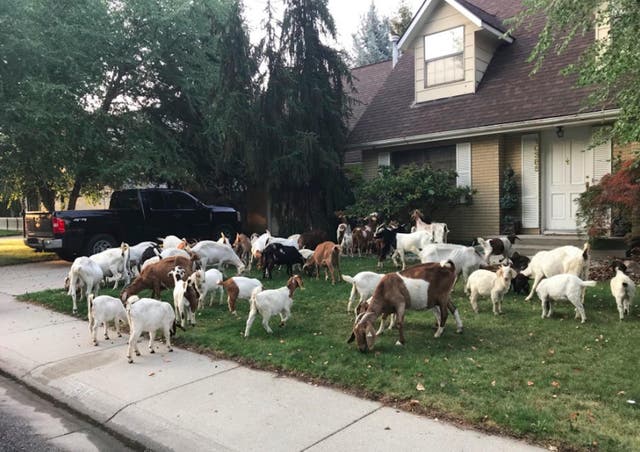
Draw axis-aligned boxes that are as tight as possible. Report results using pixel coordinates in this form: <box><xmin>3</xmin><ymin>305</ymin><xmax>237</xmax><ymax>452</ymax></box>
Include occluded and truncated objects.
<box><xmin>93</xmin><ymin>342</ymin><xmax>98</xmax><ymax>346</ymax></box>
<box><xmin>127</xmin><ymin>357</ymin><xmax>133</xmax><ymax>363</ymax></box>
<box><xmin>456</xmin><ymin>328</ymin><xmax>463</xmax><ymax>334</ymax></box>
<box><xmin>168</xmin><ymin>348</ymin><xmax>173</xmax><ymax>352</ymax></box>
<box><xmin>150</xmin><ymin>349</ymin><xmax>155</xmax><ymax>354</ymax></box>
<box><xmin>135</xmin><ymin>351</ymin><xmax>141</xmax><ymax>356</ymax></box>
<box><xmin>394</xmin><ymin>340</ymin><xmax>403</xmax><ymax>346</ymax></box>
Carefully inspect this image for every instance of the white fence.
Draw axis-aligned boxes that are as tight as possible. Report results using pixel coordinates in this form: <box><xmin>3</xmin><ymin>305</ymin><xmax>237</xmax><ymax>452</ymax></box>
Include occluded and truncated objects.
<box><xmin>0</xmin><ymin>217</ymin><xmax>23</xmax><ymax>231</ymax></box>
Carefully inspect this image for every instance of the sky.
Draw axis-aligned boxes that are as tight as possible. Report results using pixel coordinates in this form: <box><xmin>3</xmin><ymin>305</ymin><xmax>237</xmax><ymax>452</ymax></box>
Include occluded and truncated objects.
<box><xmin>243</xmin><ymin>0</ymin><xmax>425</xmax><ymax>54</ymax></box>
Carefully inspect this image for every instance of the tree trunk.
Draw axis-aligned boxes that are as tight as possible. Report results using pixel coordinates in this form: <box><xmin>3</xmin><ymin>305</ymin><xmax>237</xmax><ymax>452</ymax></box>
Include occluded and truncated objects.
<box><xmin>630</xmin><ymin>205</ymin><xmax>640</xmax><ymax>247</ymax></box>
<box><xmin>67</xmin><ymin>178</ymin><xmax>83</xmax><ymax>210</ymax></box>
<box><xmin>38</xmin><ymin>186</ymin><xmax>56</xmax><ymax>212</ymax></box>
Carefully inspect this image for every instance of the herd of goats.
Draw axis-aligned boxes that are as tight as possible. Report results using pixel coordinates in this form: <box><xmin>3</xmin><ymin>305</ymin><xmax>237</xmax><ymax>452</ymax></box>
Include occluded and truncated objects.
<box><xmin>63</xmin><ymin>210</ymin><xmax>637</xmax><ymax>360</ymax></box>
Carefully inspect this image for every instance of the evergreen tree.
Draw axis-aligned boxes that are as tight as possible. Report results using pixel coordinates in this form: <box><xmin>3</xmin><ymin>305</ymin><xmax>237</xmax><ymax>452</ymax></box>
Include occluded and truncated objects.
<box><xmin>257</xmin><ymin>0</ymin><xmax>353</xmax><ymax>233</ymax></box>
<box><xmin>351</xmin><ymin>1</ymin><xmax>391</xmax><ymax>66</ymax></box>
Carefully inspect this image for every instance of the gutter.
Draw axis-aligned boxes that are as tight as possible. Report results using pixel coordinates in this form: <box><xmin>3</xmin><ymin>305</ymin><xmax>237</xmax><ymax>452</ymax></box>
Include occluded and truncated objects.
<box><xmin>346</xmin><ymin>109</ymin><xmax>620</xmax><ymax>150</ymax></box>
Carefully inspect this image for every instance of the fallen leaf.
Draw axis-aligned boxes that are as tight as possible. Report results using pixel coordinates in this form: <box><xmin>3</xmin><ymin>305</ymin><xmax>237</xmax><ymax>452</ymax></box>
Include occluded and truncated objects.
<box><xmin>384</xmin><ymin>426</ymin><xmax>391</xmax><ymax>430</ymax></box>
<box><xmin>148</xmin><ymin>372</ymin><xmax>155</xmax><ymax>377</ymax></box>
<box><xmin>618</xmin><ymin>391</ymin><xmax>626</xmax><ymax>395</ymax></box>
<box><xmin>548</xmin><ymin>349</ymin><xmax>555</xmax><ymax>356</ymax></box>
<box><xmin>527</xmin><ymin>381</ymin><xmax>534</xmax><ymax>386</ymax></box>
<box><xmin>416</xmin><ymin>383</ymin><xmax>425</xmax><ymax>391</ymax></box>
<box><xmin>551</xmin><ymin>381</ymin><xmax>560</xmax><ymax>388</ymax></box>
<box><xmin>491</xmin><ymin>380</ymin><xmax>496</xmax><ymax>387</ymax></box>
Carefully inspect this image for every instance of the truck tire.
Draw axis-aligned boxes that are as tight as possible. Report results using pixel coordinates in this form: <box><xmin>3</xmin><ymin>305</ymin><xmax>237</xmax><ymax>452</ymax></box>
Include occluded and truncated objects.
<box><xmin>55</xmin><ymin>251</ymin><xmax>77</xmax><ymax>262</ymax></box>
<box><xmin>85</xmin><ymin>234</ymin><xmax>117</xmax><ymax>256</ymax></box>
<box><xmin>214</xmin><ymin>224</ymin><xmax>236</xmax><ymax>241</ymax></box>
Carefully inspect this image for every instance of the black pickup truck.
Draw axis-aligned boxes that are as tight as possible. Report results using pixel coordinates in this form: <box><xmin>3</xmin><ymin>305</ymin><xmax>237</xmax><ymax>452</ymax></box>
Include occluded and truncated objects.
<box><xmin>23</xmin><ymin>188</ymin><xmax>240</xmax><ymax>260</ymax></box>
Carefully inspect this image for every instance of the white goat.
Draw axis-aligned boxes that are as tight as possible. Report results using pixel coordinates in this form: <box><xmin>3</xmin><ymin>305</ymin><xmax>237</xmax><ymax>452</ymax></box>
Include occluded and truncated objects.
<box><xmin>87</xmin><ymin>294</ymin><xmax>128</xmax><ymax>346</ymax></box>
<box><xmin>128</xmin><ymin>241</ymin><xmax>157</xmax><ymax>275</ymax></box>
<box><xmin>419</xmin><ymin>244</ymin><xmax>486</xmax><ymax>282</ymax></box>
<box><xmin>160</xmin><ymin>247</ymin><xmax>191</xmax><ymax>259</ymax></box>
<box><xmin>610</xmin><ymin>263</ymin><xmax>636</xmax><ymax>320</ymax></box>
<box><xmin>218</xmin><ymin>276</ymin><xmax>263</xmax><ymax>314</ymax></box>
<box><xmin>169</xmin><ymin>266</ymin><xmax>193</xmax><ymax>328</ymax></box>
<box><xmin>341</xmin><ymin>272</ymin><xmax>384</xmax><ymax>313</ymax></box>
<box><xmin>536</xmin><ymin>274</ymin><xmax>596</xmax><ymax>323</ymax></box>
<box><xmin>199</xmin><ymin>268</ymin><xmax>224</xmax><ymax>307</ymax></box>
<box><xmin>392</xmin><ymin>230</ymin><xmax>433</xmax><ymax>270</ymax></box>
<box><xmin>126</xmin><ymin>296</ymin><xmax>177</xmax><ymax>363</ymax></box>
<box><xmin>66</xmin><ymin>256</ymin><xmax>103</xmax><ymax>314</ymax></box>
<box><xmin>160</xmin><ymin>235</ymin><xmax>186</xmax><ymax>249</ymax></box>
<box><xmin>89</xmin><ymin>243</ymin><xmax>131</xmax><ymax>289</ymax></box>
<box><xmin>521</xmin><ymin>243</ymin><xmax>590</xmax><ymax>301</ymax></box>
<box><xmin>465</xmin><ymin>266</ymin><xmax>517</xmax><ymax>315</ymax></box>
<box><xmin>191</xmin><ymin>240</ymin><xmax>245</xmax><ymax>273</ymax></box>
<box><xmin>244</xmin><ymin>275</ymin><xmax>304</xmax><ymax>337</ymax></box>
<box><xmin>340</xmin><ymin>224</ymin><xmax>354</xmax><ymax>257</ymax></box>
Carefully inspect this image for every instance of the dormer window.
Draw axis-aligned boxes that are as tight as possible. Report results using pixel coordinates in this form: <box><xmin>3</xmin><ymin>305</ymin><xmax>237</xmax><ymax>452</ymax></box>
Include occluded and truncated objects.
<box><xmin>424</xmin><ymin>26</ymin><xmax>464</xmax><ymax>86</ymax></box>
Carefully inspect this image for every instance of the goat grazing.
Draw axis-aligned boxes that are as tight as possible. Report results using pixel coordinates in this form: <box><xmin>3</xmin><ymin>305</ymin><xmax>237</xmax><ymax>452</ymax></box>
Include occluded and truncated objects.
<box><xmin>476</xmin><ymin>235</ymin><xmax>519</xmax><ymax>263</ymax></box>
<box><xmin>465</xmin><ymin>266</ymin><xmax>517</xmax><ymax>315</ymax></box>
<box><xmin>190</xmin><ymin>240</ymin><xmax>245</xmax><ymax>274</ymax></box>
<box><xmin>218</xmin><ymin>276</ymin><xmax>263</xmax><ymax>314</ymax></box>
<box><xmin>261</xmin><ymin>243</ymin><xmax>305</xmax><ymax>279</ymax></box>
<box><xmin>303</xmin><ymin>241</ymin><xmax>341</xmax><ymax>284</ymax></box>
<box><xmin>348</xmin><ymin>262</ymin><xmax>463</xmax><ymax>352</ymax></box>
<box><xmin>89</xmin><ymin>242</ymin><xmax>131</xmax><ymax>289</ymax></box>
<box><xmin>521</xmin><ymin>243</ymin><xmax>591</xmax><ymax>301</ymax></box>
<box><xmin>125</xmin><ymin>296</ymin><xmax>178</xmax><ymax>363</ymax></box>
<box><xmin>610</xmin><ymin>261</ymin><xmax>636</xmax><ymax>320</ymax></box>
<box><xmin>244</xmin><ymin>275</ymin><xmax>304</xmax><ymax>337</ymax></box>
<box><xmin>536</xmin><ymin>274</ymin><xmax>596</xmax><ymax>323</ymax></box>
<box><xmin>419</xmin><ymin>243</ymin><xmax>486</xmax><ymax>282</ymax></box>
<box><xmin>87</xmin><ymin>294</ymin><xmax>128</xmax><ymax>346</ymax></box>
<box><xmin>199</xmin><ymin>268</ymin><xmax>225</xmax><ymax>307</ymax></box>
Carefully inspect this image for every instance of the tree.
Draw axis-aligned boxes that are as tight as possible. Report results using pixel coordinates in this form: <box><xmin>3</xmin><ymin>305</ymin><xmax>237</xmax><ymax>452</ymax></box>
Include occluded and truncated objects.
<box><xmin>513</xmin><ymin>0</ymin><xmax>640</xmax><ymax>145</ymax></box>
<box><xmin>351</xmin><ymin>2</ymin><xmax>391</xmax><ymax>66</ymax></box>
<box><xmin>390</xmin><ymin>0</ymin><xmax>413</xmax><ymax>38</ymax></box>
<box><xmin>345</xmin><ymin>165</ymin><xmax>474</xmax><ymax>224</ymax></box>
<box><xmin>255</xmin><ymin>0</ymin><xmax>353</xmax><ymax>233</ymax></box>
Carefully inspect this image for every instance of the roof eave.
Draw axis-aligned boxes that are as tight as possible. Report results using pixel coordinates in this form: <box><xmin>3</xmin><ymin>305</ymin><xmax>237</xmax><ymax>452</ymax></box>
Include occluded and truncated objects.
<box><xmin>346</xmin><ymin>109</ymin><xmax>620</xmax><ymax>150</ymax></box>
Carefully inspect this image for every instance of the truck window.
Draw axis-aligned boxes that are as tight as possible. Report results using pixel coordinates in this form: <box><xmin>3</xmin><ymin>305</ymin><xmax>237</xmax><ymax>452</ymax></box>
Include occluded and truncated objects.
<box><xmin>141</xmin><ymin>191</ymin><xmax>165</xmax><ymax>210</ymax></box>
<box><xmin>110</xmin><ymin>191</ymin><xmax>140</xmax><ymax>210</ymax></box>
<box><xmin>165</xmin><ymin>191</ymin><xmax>197</xmax><ymax>210</ymax></box>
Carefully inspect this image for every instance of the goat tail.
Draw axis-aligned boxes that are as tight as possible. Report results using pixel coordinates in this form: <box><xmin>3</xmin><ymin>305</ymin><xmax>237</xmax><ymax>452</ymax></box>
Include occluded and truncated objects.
<box><xmin>126</xmin><ymin>295</ymin><xmax>140</xmax><ymax>308</ymax></box>
<box><xmin>341</xmin><ymin>274</ymin><xmax>354</xmax><ymax>284</ymax></box>
<box><xmin>581</xmin><ymin>280</ymin><xmax>597</xmax><ymax>288</ymax></box>
<box><xmin>249</xmin><ymin>286</ymin><xmax>262</xmax><ymax>310</ymax></box>
<box><xmin>68</xmin><ymin>267</ymin><xmax>78</xmax><ymax>297</ymax></box>
<box><xmin>582</xmin><ymin>242</ymin><xmax>591</xmax><ymax>259</ymax></box>
<box><xmin>439</xmin><ymin>259</ymin><xmax>455</xmax><ymax>269</ymax></box>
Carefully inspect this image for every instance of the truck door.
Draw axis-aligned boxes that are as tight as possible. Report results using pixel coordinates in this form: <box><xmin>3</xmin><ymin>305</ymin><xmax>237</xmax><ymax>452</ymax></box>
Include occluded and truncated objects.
<box><xmin>163</xmin><ymin>191</ymin><xmax>211</xmax><ymax>239</ymax></box>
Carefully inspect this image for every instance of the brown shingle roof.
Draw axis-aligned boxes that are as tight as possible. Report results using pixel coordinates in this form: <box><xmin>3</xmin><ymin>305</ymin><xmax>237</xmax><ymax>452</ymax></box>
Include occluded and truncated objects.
<box><xmin>347</xmin><ymin>0</ymin><xmax>602</xmax><ymax>148</ymax></box>
<box><xmin>347</xmin><ymin>59</ymin><xmax>394</xmax><ymax>131</ymax></box>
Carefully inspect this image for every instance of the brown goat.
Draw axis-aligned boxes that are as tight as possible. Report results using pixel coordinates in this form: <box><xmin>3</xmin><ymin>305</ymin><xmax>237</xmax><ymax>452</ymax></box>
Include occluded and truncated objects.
<box><xmin>348</xmin><ymin>261</ymin><xmax>462</xmax><ymax>352</ymax></box>
<box><xmin>233</xmin><ymin>233</ymin><xmax>252</xmax><ymax>265</ymax></box>
<box><xmin>120</xmin><ymin>255</ymin><xmax>200</xmax><ymax>303</ymax></box>
<box><xmin>302</xmin><ymin>241</ymin><xmax>341</xmax><ymax>284</ymax></box>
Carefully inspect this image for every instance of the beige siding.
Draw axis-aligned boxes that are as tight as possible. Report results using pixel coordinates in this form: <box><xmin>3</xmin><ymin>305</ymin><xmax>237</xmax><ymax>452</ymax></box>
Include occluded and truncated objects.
<box><xmin>438</xmin><ymin>136</ymin><xmax>501</xmax><ymax>242</ymax></box>
<box><xmin>413</xmin><ymin>2</ymin><xmax>479</xmax><ymax>103</ymax></box>
<box><xmin>474</xmin><ymin>31</ymin><xmax>499</xmax><ymax>88</ymax></box>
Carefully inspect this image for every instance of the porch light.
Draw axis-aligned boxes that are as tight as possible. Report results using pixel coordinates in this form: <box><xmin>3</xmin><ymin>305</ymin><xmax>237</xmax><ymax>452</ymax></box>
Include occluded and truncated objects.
<box><xmin>556</xmin><ymin>126</ymin><xmax>564</xmax><ymax>138</ymax></box>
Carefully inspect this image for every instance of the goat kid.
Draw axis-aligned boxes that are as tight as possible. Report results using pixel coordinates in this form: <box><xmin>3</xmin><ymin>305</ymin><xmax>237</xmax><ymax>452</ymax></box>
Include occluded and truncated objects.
<box><xmin>465</xmin><ymin>266</ymin><xmax>517</xmax><ymax>315</ymax></box>
<box><xmin>87</xmin><ymin>294</ymin><xmax>128</xmax><ymax>345</ymax></box>
<box><xmin>218</xmin><ymin>276</ymin><xmax>263</xmax><ymax>314</ymax></box>
<box><xmin>536</xmin><ymin>274</ymin><xmax>596</xmax><ymax>323</ymax></box>
<box><xmin>610</xmin><ymin>261</ymin><xmax>636</xmax><ymax>320</ymax></box>
<box><xmin>244</xmin><ymin>275</ymin><xmax>304</xmax><ymax>337</ymax></box>
<box><xmin>125</xmin><ymin>296</ymin><xmax>180</xmax><ymax>363</ymax></box>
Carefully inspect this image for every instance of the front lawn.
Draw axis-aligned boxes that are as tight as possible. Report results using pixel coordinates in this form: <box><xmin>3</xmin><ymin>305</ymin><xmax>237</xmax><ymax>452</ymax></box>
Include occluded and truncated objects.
<box><xmin>0</xmin><ymin>237</ymin><xmax>57</xmax><ymax>265</ymax></box>
<box><xmin>19</xmin><ymin>257</ymin><xmax>640</xmax><ymax>451</ymax></box>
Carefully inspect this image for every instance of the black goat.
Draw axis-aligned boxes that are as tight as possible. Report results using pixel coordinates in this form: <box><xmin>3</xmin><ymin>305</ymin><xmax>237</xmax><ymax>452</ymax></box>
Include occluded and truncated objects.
<box><xmin>261</xmin><ymin>243</ymin><xmax>305</xmax><ymax>279</ymax></box>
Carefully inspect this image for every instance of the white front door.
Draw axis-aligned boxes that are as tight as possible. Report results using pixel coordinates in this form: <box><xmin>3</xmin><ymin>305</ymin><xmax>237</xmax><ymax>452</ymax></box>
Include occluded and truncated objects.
<box><xmin>544</xmin><ymin>127</ymin><xmax>592</xmax><ymax>232</ymax></box>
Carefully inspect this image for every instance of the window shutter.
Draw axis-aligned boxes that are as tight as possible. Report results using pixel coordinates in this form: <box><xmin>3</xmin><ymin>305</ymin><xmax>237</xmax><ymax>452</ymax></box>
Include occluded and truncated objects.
<box><xmin>378</xmin><ymin>151</ymin><xmax>390</xmax><ymax>167</ymax></box>
<box><xmin>591</xmin><ymin>127</ymin><xmax>612</xmax><ymax>184</ymax></box>
<box><xmin>521</xmin><ymin>134</ymin><xmax>539</xmax><ymax>228</ymax></box>
<box><xmin>456</xmin><ymin>142</ymin><xmax>471</xmax><ymax>187</ymax></box>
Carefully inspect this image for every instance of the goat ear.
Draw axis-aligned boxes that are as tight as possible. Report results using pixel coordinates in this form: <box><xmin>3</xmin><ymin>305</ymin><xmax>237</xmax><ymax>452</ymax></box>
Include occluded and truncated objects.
<box><xmin>347</xmin><ymin>332</ymin><xmax>356</xmax><ymax>343</ymax></box>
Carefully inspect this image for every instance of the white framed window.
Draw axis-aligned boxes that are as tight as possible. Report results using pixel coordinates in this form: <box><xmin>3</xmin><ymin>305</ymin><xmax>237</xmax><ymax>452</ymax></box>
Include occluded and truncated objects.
<box><xmin>424</xmin><ymin>26</ymin><xmax>464</xmax><ymax>86</ymax></box>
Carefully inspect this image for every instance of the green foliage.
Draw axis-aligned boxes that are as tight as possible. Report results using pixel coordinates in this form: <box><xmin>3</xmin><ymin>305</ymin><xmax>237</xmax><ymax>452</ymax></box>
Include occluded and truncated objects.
<box><xmin>390</xmin><ymin>0</ymin><xmax>413</xmax><ymax>38</ymax></box>
<box><xmin>20</xmin><ymin>257</ymin><xmax>640</xmax><ymax>451</ymax></box>
<box><xmin>500</xmin><ymin>166</ymin><xmax>519</xmax><ymax>211</ymax></box>
<box><xmin>255</xmin><ymin>0</ymin><xmax>354</xmax><ymax>232</ymax></box>
<box><xmin>512</xmin><ymin>0</ymin><xmax>640</xmax><ymax>146</ymax></box>
<box><xmin>345</xmin><ymin>164</ymin><xmax>474</xmax><ymax>222</ymax></box>
<box><xmin>351</xmin><ymin>1</ymin><xmax>391</xmax><ymax>66</ymax></box>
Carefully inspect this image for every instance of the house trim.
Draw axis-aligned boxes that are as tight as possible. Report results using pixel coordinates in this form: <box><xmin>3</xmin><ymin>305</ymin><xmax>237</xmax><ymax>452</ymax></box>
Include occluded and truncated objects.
<box><xmin>346</xmin><ymin>109</ymin><xmax>620</xmax><ymax>150</ymax></box>
<box><xmin>398</xmin><ymin>0</ymin><xmax>514</xmax><ymax>52</ymax></box>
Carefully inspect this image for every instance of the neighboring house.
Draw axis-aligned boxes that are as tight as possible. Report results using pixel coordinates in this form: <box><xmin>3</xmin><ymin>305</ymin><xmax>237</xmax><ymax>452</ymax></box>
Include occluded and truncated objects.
<box><xmin>345</xmin><ymin>0</ymin><xmax>634</xmax><ymax>242</ymax></box>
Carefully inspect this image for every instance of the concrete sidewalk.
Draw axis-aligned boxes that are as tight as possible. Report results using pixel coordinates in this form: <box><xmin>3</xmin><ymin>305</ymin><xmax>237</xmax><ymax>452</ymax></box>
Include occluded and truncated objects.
<box><xmin>0</xmin><ymin>261</ymin><xmax>544</xmax><ymax>452</ymax></box>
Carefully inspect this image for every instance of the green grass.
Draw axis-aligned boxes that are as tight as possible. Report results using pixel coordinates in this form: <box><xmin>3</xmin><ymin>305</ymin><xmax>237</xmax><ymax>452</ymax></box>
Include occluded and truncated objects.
<box><xmin>0</xmin><ymin>236</ymin><xmax>57</xmax><ymax>265</ymax></box>
<box><xmin>18</xmin><ymin>257</ymin><xmax>640</xmax><ymax>451</ymax></box>
<box><xmin>0</xmin><ymin>229</ymin><xmax>22</xmax><ymax>237</ymax></box>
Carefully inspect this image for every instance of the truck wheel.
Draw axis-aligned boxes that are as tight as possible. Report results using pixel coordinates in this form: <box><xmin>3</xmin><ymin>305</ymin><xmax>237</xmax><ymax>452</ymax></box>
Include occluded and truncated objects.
<box><xmin>214</xmin><ymin>224</ymin><xmax>236</xmax><ymax>241</ymax></box>
<box><xmin>85</xmin><ymin>234</ymin><xmax>117</xmax><ymax>256</ymax></box>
